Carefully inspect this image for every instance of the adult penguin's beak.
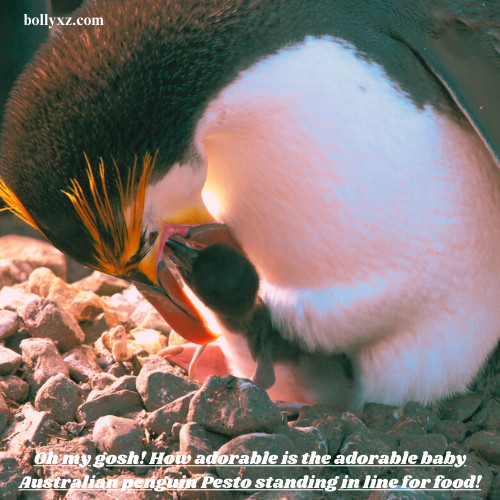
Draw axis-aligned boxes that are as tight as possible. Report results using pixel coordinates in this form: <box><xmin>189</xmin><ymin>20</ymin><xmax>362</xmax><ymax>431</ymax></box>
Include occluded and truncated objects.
<box><xmin>134</xmin><ymin>222</ymin><xmax>241</xmax><ymax>345</ymax></box>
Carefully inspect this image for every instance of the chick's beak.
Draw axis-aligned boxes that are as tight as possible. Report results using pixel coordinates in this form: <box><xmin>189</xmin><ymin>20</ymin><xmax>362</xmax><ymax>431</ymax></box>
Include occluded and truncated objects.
<box><xmin>134</xmin><ymin>222</ymin><xmax>220</xmax><ymax>345</ymax></box>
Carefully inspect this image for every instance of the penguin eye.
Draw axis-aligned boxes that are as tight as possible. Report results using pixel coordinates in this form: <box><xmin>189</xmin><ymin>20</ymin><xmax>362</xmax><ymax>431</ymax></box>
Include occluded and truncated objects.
<box><xmin>148</xmin><ymin>230</ymin><xmax>158</xmax><ymax>246</ymax></box>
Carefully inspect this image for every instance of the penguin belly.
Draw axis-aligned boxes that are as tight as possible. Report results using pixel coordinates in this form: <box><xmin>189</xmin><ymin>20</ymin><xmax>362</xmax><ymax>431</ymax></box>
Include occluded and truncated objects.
<box><xmin>193</xmin><ymin>37</ymin><xmax>500</xmax><ymax>407</ymax></box>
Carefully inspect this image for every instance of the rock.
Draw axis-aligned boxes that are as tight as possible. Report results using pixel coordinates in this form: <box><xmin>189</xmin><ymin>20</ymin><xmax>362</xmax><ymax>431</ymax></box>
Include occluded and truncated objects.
<box><xmin>399</xmin><ymin>433</ymin><xmax>448</xmax><ymax>458</ymax></box>
<box><xmin>188</xmin><ymin>376</ymin><xmax>283</xmax><ymax>437</ymax></box>
<box><xmin>288</xmin><ymin>425</ymin><xmax>328</xmax><ymax>460</ymax></box>
<box><xmin>0</xmin><ymin>392</ymin><xmax>10</xmax><ymax>433</ymax></box>
<box><xmin>35</xmin><ymin>373</ymin><xmax>84</xmax><ymax>424</ymax></box>
<box><xmin>18</xmin><ymin>297</ymin><xmax>85</xmax><ymax>351</ymax></box>
<box><xmin>0</xmin><ymin>345</ymin><xmax>22</xmax><ymax>375</ymax></box>
<box><xmin>179</xmin><ymin>422</ymin><xmax>228</xmax><ymax>473</ymax></box>
<box><xmin>389</xmin><ymin>414</ymin><xmax>428</xmax><ymax>442</ymax></box>
<box><xmin>0</xmin><ymin>309</ymin><xmax>18</xmax><ymax>340</ymax></box>
<box><xmin>36</xmin><ymin>437</ymin><xmax>96</xmax><ymax>483</ymax></box>
<box><xmin>77</xmin><ymin>389</ymin><xmax>144</xmax><ymax>423</ymax></box>
<box><xmin>92</xmin><ymin>415</ymin><xmax>143</xmax><ymax>456</ymax></box>
<box><xmin>0</xmin><ymin>235</ymin><xmax>66</xmax><ymax>281</ymax></box>
<box><xmin>402</xmin><ymin>401</ymin><xmax>440</xmax><ymax>430</ymax></box>
<box><xmin>216</xmin><ymin>432</ymin><xmax>299</xmax><ymax>483</ymax></box>
<box><xmin>471</xmin><ymin>399</ymin><xmax>500</xmax><ymax>431</ymax></box>
<box><xmin>432</xmin><ymin>419</ymin><xmax>467</xmax><ymax>443</ymax></box>
<box><xmin>341</xmin><ymin>412</ymin><xmax>372</xmax><ymax>436</ymax></box>
<box><xmin>145</xmin><ymin>392</ymin><xmax>196</xmax><ymax>436</ymax></box>
<box><xmin>28</xmin><ymin>267</ymin><xmax>106</xmax><ymax>322</ymax></box>
<box><xmin>439</xmin><ymin>392</ymin><xmax>483</xmax><ymax>422</ymax></box>
<box><xmin>464</xmin><ymin>430</ymin><xmax>500</xmax><ymax>464</ymax></box>
<box><xmin>292</xmin><ymin>407</ymin><xmax>345</xmax><ymax>455</ymax></box>
<box><xmin>90</xmin><ymin>373</ymin><xmax>118</xmax><ymax>391</ymax></box>
<box><xmin>73</xmin><ymin>270</ymin><xmax>130</xmax><ymax>296</ymax></box>
<box><xmin>5</xmin><ymin>403</ymin><xmax>66</xmax><ymax>457</ymax></box>
<box><xmin>363</xmin><ymin>403</ymin><xmax>401</xmax><ymax>432</ymax></box>
<box><xmin>20</xmin><ymin>338</ymin><xmax>69</xmax><ymax>391</ymax></box>
<box><xmin>0</xmin><ymin>375</ymin><xmax>30</xmax><ymax>402</ymax></box>
<box><xmin>0</xmin><ymin>286</ymin><xmax>39</xmax><ymax>311</ymax></box>
<box><xmin>340</xmin><ymin>431</ymin><xmax>392</xmax><ymax>479</ymax></box>
<box><xmin>0</xmin><ymin>452</ymin><xmax>32</xmax><ymax>500</ymax></box>
<box><xmin>63</xmin><ymin>348</ymin><xmax>103</xmax><ymax>382</ymax></box>
<box><xmin>130</xmin><ymin>328</ymin><xmax>168</xmax><ymax>354</ymax></box>
<box><xmin>136</xmin><ymin>357</ymin><xmax>198</xmax><ymax>411</ymax></box>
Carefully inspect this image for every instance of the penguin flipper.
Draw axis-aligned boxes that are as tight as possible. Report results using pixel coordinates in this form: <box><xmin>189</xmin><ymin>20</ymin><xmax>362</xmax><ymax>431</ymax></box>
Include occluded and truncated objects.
<box><xmin>408</xmin><ymin>13</ymin><xmax>500</xmax><ymax>163</ymax></box>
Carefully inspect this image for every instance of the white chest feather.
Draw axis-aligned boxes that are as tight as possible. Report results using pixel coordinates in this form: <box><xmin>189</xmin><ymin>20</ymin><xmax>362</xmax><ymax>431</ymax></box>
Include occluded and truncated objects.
<box><xmin>176</xmin><ymin>37</ymin><xmax>500</xmax><ymax>406</ymax></box>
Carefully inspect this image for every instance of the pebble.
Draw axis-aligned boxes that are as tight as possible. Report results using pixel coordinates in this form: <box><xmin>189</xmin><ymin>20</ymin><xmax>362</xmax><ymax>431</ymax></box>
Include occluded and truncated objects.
<box><xmin>20</xmin><ymin>337</ymin><xmax>69</xmax><ymax>390</ymax></box>
<box><xmin>0</xmin><ymin>375</ymin><xmax>29</xmax><ymax>403</ymax></box>
<box><xmin>464</xmin><ymin>430</ymin><xmax>500</xmax><ymax>464</ymax></box>
<box><xmin>145</xmin><ymin>391</ymin><xmax>196</xmax><ymax>436</ymax></box>
<box><xmin>136</xmin><ymin>356</ymin><xmax>198</xmax><ymax>411</ymax></box>
<box><xmin>188</xmin><ymin>375</ymin><xmax>284</xmax><ymax>436</ymax></box>
<box><xmin>5</xmin><ymin>403</ymin><xmax>67</xmax><ymax>457</ymax></box>
<box><xmin>77</xmin><ymin>388</ymin><xmax>144</xmax><ymax>423</ymax></box>
<box><xmin>363</xmin><ymin>402</ymin><xmax>400</xmax><ymax>432</ymax></box>
<box><xmin>34</xmin><ymin>373</ymin><xmax>84</xmax><ymax>424</ymax></box>
<box><xmin>439</xmin><ymin>392</ymin><xmax>483</xmax><ymax>422</ymax></box>
<box><xmin>0</xmin><ymin>451</ymin><xmax>32</xmax><ymax>500</ymax></box>
<box><xmin>0</xmin><ymin>286</ymin><xmax>40</xmax><ymax>311</ymax></box>
<box><xmin>0</xmin><ymin>309</ymin><xmax>18</xmax><ymax>340</ymax></box>
<box><xmin>398</xmin><ymin>432</ymin><xmax>448</xmax><ymax>457</ymax></box>
<box><xmin>0</xmin><ymin>345</ymin><xmax>22</xmax><ymax>375</ymax></box>
<box><xmin>64</xmin><ymin>347</ymin><xmax>103</xmax><ymax>382</ymax></box>
<box><xmin>470</xmin><ymin>398</ymin><xmax>500</xmax><ymax>431</ymax></box>
<box><xmin>93</xmin><ymin>415</ymin><xmax>143</xmax><ymax>456</ymax></box>
<box><xmin>18</xmin><ymin>297</ymin><xmax>85</xmax><ymax>351</ymax></box>
<box><xmin>179</xmin><ymin>422</ymin><xmax>228</xmax><ymax>473</ymax></box>
<box><xmin>0</xmin><ymin>392</ymin><xmax>10</xmax><ymax>433</ymax></box>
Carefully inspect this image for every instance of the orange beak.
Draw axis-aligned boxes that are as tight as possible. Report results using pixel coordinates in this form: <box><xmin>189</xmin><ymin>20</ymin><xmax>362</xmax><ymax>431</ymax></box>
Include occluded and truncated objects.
<box><xmin>134</xmin><ymin>222</ymin><xmax>241</xmax><ymax>345</ymax></box>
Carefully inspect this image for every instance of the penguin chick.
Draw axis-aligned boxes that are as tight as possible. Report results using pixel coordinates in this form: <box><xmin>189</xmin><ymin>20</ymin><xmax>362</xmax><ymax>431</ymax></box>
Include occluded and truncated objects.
<box><xmin>165</xmin><ymin>236</ymin><xmax>355</xmax><ymax>407</ymax></box>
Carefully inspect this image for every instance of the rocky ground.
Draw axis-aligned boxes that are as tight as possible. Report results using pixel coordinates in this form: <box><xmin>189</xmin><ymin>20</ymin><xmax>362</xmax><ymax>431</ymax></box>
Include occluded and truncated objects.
<box><xmin>0</xmin><ymin>212</ymin><xmax>499</xmax><ymax>500</ymax></box>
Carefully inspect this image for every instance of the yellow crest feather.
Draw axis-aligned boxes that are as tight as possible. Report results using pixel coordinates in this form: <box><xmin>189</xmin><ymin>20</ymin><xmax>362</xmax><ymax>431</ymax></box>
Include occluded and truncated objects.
<box><xmin>0</xmin><ymin>177</ymin><xmax>46</xmax><ymax>237</ymax></box>
<box><xmin>62</xmin><ymin>152</ymin><xmax>157</xmax><ymax>276</ymax></box>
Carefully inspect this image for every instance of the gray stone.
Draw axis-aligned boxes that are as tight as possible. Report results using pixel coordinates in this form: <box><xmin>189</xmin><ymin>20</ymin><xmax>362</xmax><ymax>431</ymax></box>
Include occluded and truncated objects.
<box><xmin>432</xmin><ymin>419</ymin><xmax>467</xmax><ymax>443</ymax></box>
<box><xmin>292</xmin><ymin>405</ymin><xmax>345</xmax><ymax>455</ymax></box>
<box><xmin>363</xmin><ymin>402</ymin><xmax>401</xmax><ymax>432</ymax></box>
<box><xmin>217</xmin><ymin>432</ymin><xmax>300</xmax><ymax>483</ymax></box>
<box><xmin>0</xmin><ymin>452</ymin><xmax>32</xmax><ymax>500</ymax></box>
<box><xmin>439</xmin><ymin>392</ymin><xmax>483</xmax><ymax>422</ymax></box>
<box><xmin>0</xmin><ymin>309</ymin><xmax>18</xmax><ymax>340</ymax></box>
<box><xmin>35</xmin><ymin>373</ymin><xmax>84</xmax><ymax>424</ymax></box>
<box><xmin>136</xmin><ymin>356</ymin><xmax>198</xmax><ymax>411</ymax></box>
<box><xmin>5</xmin><ymin>403</ymin><xmax>66</xmax><ymax>457</ymax></box>
<box><xmin>179</xmin><ymin>422</ymin><xmax>228</xmax><ymax>473</ymax></box>
<box><xmin>464</xmin><ymin>430</ymin><xmax>500</xmax><ymax>464</ymax></box>
<box><xmin>340</xmin><ymin>431</ymin><xmax>392</xmax><ymax>479</ymax></box>
<box><xmin>63</xmin><ymin>347</ymin><xmax>103</xmax><ymax>382</ymax></box>
<box><xmin>389</xmin><ymin>414</ymin><xmax>428</xmax><ymax>442</ymax></box>
<box><xmin>19</xmin><ymin>297</ymin><xmax>85</xmax><ymax>351</ymax></box>
<box><xmin>77</xmin><ymin>390</ymin><xmax>143</xmax><ymax>423</ymax></box>
<box><xmin>0</xmin><ymin>345</ymin><xmax>22</xmax><ymax>375</ymax></box>
<box><xmin>90</xmin><ymin>372</ymin><xmax>117</xmax><ymax>391</ymax></box>
<box><xmin>399</xmin><ymin>433</ymin><xmax>448</xmax><ymax>458</ymax></box>
<box><xmin>20</xmin><ymin>337</ymin><xmax>69</xmax><ymax>390</ymax></box>
<box><xmin>145</xmin><ymin>392</ymin><xmax>196</xmax><ymax>436</ymax></box>
<box><xmin>93</xmin><ymin>415</ymin><xmax>143</xmax><ymax>456</ymax></box>
<box><xmin>471</xmin><ymin>398</ymin><xmax>500</xmax><ymax>431</ymax></box>
<box><xmin>0</xmin><ymin>392</ymin><xmax>9</xmax><ymax>433</ymax></box>
<box><xmin>0</xmin><ymin>375</ymin><xmax>29</xmax><ymax>402</ymax></box>
<box><xmin>188</xmin><ymin>375</ymin><xmax>284</xmax><ymax>437</ymax></box>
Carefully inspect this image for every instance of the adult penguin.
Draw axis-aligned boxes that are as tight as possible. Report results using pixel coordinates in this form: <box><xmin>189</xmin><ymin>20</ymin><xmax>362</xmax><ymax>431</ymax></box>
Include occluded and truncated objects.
<box><xmin>1</xmin><ymin>0</ymin><xmax>499</xmax><ymax>408</ymax></box>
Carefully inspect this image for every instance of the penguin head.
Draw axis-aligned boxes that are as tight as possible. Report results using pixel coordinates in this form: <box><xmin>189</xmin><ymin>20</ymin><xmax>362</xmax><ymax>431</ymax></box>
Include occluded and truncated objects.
<box><xmin>0</xmin><ymin>1</ymin><xmax>235</xmax><ymax>344</ymax></box>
